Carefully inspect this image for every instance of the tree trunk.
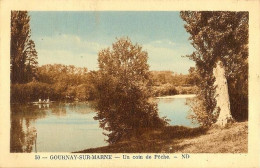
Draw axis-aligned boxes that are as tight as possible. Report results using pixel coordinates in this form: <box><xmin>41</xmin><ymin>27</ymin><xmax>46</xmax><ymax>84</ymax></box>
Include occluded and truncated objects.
<box><xmin>213</xmin><ymin>61</ymin><xmax>233</xmax><ymax>126</ymax></box>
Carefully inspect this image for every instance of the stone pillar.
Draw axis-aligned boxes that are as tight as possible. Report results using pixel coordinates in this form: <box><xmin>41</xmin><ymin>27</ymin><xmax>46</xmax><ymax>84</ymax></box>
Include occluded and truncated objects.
<box><xmin>213</xmin><ymin>61</ymin><xmax>233</xmax><ymax>126</ymax></box>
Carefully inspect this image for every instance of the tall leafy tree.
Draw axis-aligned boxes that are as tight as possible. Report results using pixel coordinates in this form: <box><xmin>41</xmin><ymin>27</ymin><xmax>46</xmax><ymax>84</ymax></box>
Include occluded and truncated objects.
<box><xmin>25</xmin><ymin>40</ymin><xmax>38</xmax><ymax>82</ymax></box>
<box><xmin>180</xmin><ymin>11</ymin><xmax>248</xmax><ymax>125</ymax></box>
<box><xmin>11</xmin><ymin>11</ymin><xmax>38</xmax><ymax>83</ymax></box>
<box><xmin>91</xmin><ymin>37</ymin><xmax>167</xmax><ymax>144</ymax></box>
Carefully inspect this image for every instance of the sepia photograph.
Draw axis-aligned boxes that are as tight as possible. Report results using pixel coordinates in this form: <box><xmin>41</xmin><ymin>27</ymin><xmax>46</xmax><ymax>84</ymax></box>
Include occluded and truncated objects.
<box><xmin>1</xmin><ymin>0</ymin><xmax>260</xmax><ymax>167</ymax></box>
<box><xmin>10</xmin><ymin>11</ymin><xmax>248</xmax><ymax>153</ymax></box>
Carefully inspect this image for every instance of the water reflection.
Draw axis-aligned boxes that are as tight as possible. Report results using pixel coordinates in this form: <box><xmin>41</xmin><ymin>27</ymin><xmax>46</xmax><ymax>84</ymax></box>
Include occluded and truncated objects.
<box><xmin>10</xmin><ymin>118</ymin><xmax>37</xmax><ymax>152</ymax></box>
<box><xmin>10</xmin><ymin>98</ymin><xmax>197</xmax><ymax>153</ymax></box>
<box><xmin>10</xmin><ymin>105</ymin><xmax>47</xmax><ymax>152</ymax></box>
<box><xmin>10</xmin><ymin>102</ymin><xmax>105</xmax><ymax>153</ymax></box>
<box><xmin>38</xmin><ymin>104</ymin><xmax>49</xmax><ymax>108</ymax></box>
<box><xmin>157</xmin><ymin>97</ymin><xmax>199</xmax><ymax>127</ymax></box>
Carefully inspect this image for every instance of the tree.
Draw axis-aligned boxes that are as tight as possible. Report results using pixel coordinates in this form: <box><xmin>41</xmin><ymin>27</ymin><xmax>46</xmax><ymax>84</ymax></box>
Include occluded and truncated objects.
<box><xmin>187</xmin><ymin>67</ymin><xmax>199</xmax><ymax>85</ymax></box>
<box><xmin>180</xmin><ymin>11</ymin><xmax>248</xmax><ymax>125</ymax></box>
<box><xmin>11</xmin><ymin>11</ymin><xmax>38</xmax><ymax>83</ymax></box>
<box><xmin>91</xmin><ymin>37</ymin><xmax>167</xmax><ymax>144</ymax></box>
<box><xmin>25</xmin><ymin>40</ymin><xmax>38</xmax><ymax>82</ymax></box>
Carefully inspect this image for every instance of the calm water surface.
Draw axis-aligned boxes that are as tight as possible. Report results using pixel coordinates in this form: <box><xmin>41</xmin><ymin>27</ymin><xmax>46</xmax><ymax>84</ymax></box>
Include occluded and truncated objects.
<box><xmin>10</xmin><ymin>96</ymin><xmax>198</xmax><ymax>153</ymax></box>
<box><xmin>157</xmin><ymin>97</ymin><xmax>199</xmax><ymax>127</ymax></box>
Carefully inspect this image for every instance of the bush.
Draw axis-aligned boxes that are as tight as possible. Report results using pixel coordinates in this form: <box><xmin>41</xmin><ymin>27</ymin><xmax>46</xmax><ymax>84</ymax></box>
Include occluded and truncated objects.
<box><xmin>152</xmin><ymin>84</ymin><xmax>178</xmax><ymax>97</ymax></box>
<box><xmin>11</xmin><ymin>81</ymin><xmax>53</xmax><ymax>103</ymax></box>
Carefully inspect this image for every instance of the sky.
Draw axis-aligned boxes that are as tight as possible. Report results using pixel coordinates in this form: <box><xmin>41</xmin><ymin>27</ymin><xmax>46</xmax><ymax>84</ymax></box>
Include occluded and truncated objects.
<box><xmin>29</xmin><ymin>11</ymin><xmax>195</xmax><ymax>74</ymax></box>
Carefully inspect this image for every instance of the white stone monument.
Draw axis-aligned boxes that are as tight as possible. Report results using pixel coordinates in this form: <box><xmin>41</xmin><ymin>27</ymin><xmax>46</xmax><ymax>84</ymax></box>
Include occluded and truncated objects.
<box><xmin>213</xmin><ymin>61</ymin><xmax>233</xmax><ymax>126</ymax></box>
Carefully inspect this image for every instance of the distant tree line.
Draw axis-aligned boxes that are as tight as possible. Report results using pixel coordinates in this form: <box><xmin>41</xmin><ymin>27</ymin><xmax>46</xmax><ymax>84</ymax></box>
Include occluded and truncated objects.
<box><xmin>11</xmin><ymin>64</ymin><xmax>95</xmax><ymax>102</ymax></box>
<box><xmin>151</xmin><ymin>70</ymin><xmax>198</xmax><ymax>96</ymax></box>
<box><xmin>11</xmin><ymin>64</ymin><xmax>196</xmax><ymax>103</ymax></box>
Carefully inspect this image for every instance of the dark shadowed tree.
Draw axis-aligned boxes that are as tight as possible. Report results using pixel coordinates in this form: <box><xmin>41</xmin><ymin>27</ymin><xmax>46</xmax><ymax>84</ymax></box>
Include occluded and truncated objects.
<box><xmin>180</xmin><ymin>11</ymin><xmax>248</xmax><ymax>125</ymax></box>
<box><xmin>25</xmin><ymin>40</ymin><xmax>38</xmax><ymax>82</ymax></box>
<box><xmin>91</xmin><ymin>37</ymin><xmax>167</xmax><ymax>144</ymax></box>
<box><xmin>11</xmin><ymin>11</ymin><xmax>38</xmax><ymax>83</ymax></box>
<box><xmin>187</xmin><ymin>67</ymin><xmax>199</xmax><ymax>86</ymax></box>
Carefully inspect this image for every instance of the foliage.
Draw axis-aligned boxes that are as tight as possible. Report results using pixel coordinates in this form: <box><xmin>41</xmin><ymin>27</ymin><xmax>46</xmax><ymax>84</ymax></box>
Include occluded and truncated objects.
<box><xmin>11</xmin><ymin>63</ymin><xmax>197</xmax><ymax>103</ymax></box>
<box><xmin>151</xmin><ymin>71</ymin><xmax>193</xmax><ymax>86</ymax></box>
<box><xmin>11</xmin><ymin>11</ymin><xmax>38</xmax><ymax>84</ymax></box>
<box><xmin>150</xmin><ymin>70</ymin><xmax>197</xmax><ymax>96</ymax></box>
<box><xmin>36</xmin><ymin>64</ymin><xmax>94</xmax><ymax>101</ymax></box>
<box><xmin>38</xmin><ymin>64</ymin><xmax>88</xmax><ymax>84</ymax></box>
<box><xmin>180</xmin><ymin>11</ymin><xmax>248</xmax><ymax>124</ymax></box>
<box><xmin>11</xmin><ymin>81</ymin><xmax>53</xmax><ymax>102</ymax></box>
<box><xmin>187</xmin><ymin>67</ymin><xmax>199</xmax><ymax>86</ymax></box>
<box><xmin>152</xmin><ymin>83</ymin><xmax>178</xmax><ymax>97</ymax></box>
<box><xmin>91</xmin><ymin>37</ymin><xmax>167</xmax><ymax>144</ymax></box>
<box><xmin>11</xmin><ymin>64</ymin><xmax>95</xmax><ymax>102</ymax></box>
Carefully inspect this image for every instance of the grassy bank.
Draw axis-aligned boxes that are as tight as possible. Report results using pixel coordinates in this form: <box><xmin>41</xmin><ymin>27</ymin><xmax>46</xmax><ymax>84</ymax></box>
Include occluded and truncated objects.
<box><xmin>76</xmin><ymin>121</ymin><xmax>247</xmax><ymax>153</ymax></box>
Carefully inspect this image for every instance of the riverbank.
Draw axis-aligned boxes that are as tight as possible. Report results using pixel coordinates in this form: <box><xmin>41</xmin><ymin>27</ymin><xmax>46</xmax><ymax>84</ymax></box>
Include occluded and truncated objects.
<box><xmin>75</xmin><ymin>121</ymin><xmax>247</xmax><ymax>153</ymax></box>
<box><xmin>11</xmin><ymin>94</ymin><xmax>196</xmax><ymax>104</ymax></box>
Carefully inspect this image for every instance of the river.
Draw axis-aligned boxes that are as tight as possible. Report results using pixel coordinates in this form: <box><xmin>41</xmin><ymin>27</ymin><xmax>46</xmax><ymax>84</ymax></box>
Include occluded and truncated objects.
<box><xmin>10</xmin><ymin>95</ymin><xmax>198</xmax><ymax>153</ymax></box>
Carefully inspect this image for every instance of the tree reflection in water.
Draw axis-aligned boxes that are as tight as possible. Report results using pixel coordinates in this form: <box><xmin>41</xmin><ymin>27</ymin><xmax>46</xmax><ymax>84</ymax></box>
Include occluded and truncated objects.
<box><xmin>10</xmin><ymin>104</ymin><xmax>47</xmax><ymax>152</ymax></box>
<box><xmin>10</xmin><ymin>102</ymin><xmax>96</xmax><ymax>153</ymax></box>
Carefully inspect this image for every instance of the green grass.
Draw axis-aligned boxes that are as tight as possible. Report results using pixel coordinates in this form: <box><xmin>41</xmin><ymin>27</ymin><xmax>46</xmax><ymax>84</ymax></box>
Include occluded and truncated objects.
<box><xmin>75</xmin><ymin>121</ymin><xmax>247</xmax><ymax>153</ymax></box>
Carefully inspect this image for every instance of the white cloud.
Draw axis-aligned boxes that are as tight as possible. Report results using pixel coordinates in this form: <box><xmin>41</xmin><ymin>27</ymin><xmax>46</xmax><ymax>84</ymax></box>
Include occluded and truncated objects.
<box><xmin>37</xmin><ymin>49</ymin><xmax>99</xmax><ymax>69</ymax></box>
<box><xmin>33</xmin><ymin>34</ymin><xmax>195</xmax><ymax>74</ymax></box>
<box><xmin>149</xmin><ymin>39</ymin><xmax>175</xmax><ymax>47</ymax></box>
<box><xmin>143</xmin><ymin>41</ymin><xmax>195</xmax><ymax>74</ymax></box>
<box><xmin>34</xmin><ymin>34</ymin><xmax>107</xmax><ymax>70</ymax></box>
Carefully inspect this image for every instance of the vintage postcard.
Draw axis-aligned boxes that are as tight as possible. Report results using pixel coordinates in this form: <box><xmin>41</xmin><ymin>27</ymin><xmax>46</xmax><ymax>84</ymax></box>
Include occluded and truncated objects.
<box><xmin>0</xmin><ymin>0</ymin><xmax>259</xmax><ymax>167</ymax></box>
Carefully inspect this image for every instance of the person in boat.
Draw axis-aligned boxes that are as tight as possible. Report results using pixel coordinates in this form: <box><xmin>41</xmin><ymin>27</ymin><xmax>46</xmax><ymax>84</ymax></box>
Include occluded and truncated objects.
<box><xmin>39</xmin><ymin>99</ymin><xmax>42</xmax><ymax>103</ymax></box>
<box><xmin>46</xmin><ymin>98</ymin><xmax>50</xmax><ymax>103</ymax></box>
